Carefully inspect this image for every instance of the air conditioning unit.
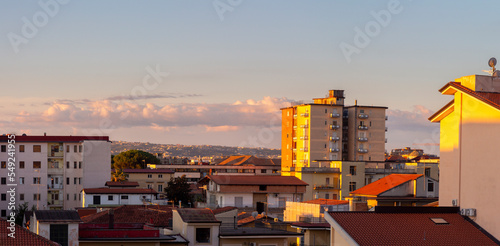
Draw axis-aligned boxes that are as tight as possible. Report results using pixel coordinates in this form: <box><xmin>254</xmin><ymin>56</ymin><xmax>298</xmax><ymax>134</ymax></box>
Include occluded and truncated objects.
<box><xmin>274</xmin><ymin>193</ymin><xmax>279</xmax><ymax>197</ymax></box>
<box><xmin>451</xmin><ymin>199</ymin><xmax>458</xmax><ymax>207</ymax></box>
<box><xmin>460</xmin><ymin>208</ymin><xmax>477</xmax><ymax>217</ymax></box>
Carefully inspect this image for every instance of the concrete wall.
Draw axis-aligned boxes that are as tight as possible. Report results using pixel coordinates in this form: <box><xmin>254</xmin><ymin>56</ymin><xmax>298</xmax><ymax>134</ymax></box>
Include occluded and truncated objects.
<box><xmin>83</xmin><ymin>193</ymin><xmax>155</xmax><ymax>207</ymax></box>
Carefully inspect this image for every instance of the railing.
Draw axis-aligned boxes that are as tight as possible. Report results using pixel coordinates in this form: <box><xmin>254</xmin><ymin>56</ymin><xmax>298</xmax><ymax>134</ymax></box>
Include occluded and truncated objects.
<box><xmin>329</xmin><ymin>148</ymin><xmax>340</xmax><ymax>152</ymax></box>
<box><xmin>358</xmin><ymin>137</ymin><xmax>368</xmax><ymax>141</ymax></box>
<box><xmin>300</xmin><ymin>136</ymin><xmax>309</xmax><ymax>140</ymax></box>
<box><xmin>293</xmin><ymin>114</ymin><xmax>297</xmax><ymax>118</ymax></box>
<box><xmin>300</xmin><ymin>159</ymin><xmax>308</xmax><ymax>163</ymax></box>
<box><xmin>300</xmin><ymin>124</ymin><xmax>309</xmax><ymax>128</ymax></box>
<box><xmin>313</xmin><ymin>184</ymin><xmax>339</xmax><ymax>190</ymax></box>
<box><xmin>293</xmin><ymin>137</ymin><xmax>297</xmax><ymax>141</ymax></box>
<box><xmin>48</xmin><ymin>184</ymin><xmax>63</xmax><ymax>189</ymax></box>
<box><xmin>358</xmin><ymin>114</ymin><xmax>369</xmax><ymax>119</ymax></box>
<box><xmin>330</xmin><ymin>136</ymin><xmax>340</xmax><ymax>141</ymax></box>
<box><xmin>302</xmin><ymin>167</ymin><xmax>340</xmax><ymax>173</ymax></box>
<box><xmin>358</xmin><ymin>125</ymin><xmax>368</xmax><ymax>130</ymax></box>
<box><xmin>300</xmin><ymin>113</ymin><xmax>309</xmax><ymax>117</ymax></box>
<box><xmin>300</xmin><ymin>147</ymin><xmax>308</xmax><ymax>152</ymax></box>
<box><xmin>329</xmin><ymin>125</ymin><xmax>340</xmax><ymax>130</ymax></box>
<box><xmin>330</xmin><ymin>113</ymin><xmax>340</xmax><ymax>118</ymax></box>
<box><xmin>358</xmin><ymin>148</ymin><xmax>368</xmax><ymax>153</ymax></box>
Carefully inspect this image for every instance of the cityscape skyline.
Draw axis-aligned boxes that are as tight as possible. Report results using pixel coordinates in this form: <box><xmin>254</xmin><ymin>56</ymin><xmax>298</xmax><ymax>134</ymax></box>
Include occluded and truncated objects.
<box><xmin>3</xmin><ymin>1</ymin><xmax>499</xmax><ymax>155</ymax></box>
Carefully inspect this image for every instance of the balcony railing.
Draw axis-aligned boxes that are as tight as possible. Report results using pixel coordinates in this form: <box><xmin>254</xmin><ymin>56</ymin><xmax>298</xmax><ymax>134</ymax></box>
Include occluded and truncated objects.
<box><xmin>358</xmin><ymin>125</ymin><xmax>368</xmax><ymax>130</ymax></box>
<box><xmin>330</xmin><ymin>113</ymin><xmax>340</xmax><ymax>118</ymax></box>
<box><xmin>358</xmin><ymin>114</ymin><xmax>369</xmax><ymax>119</ymax></box>
<box><xmin>292</xmin><ymin>137</ymin><xmax>297</xmax><ymax>141</ymax></box>
<box><xmin>329</xmin><ymin>125</ymin><xmax>340</xmax><ymax>130</ymax></box>
<box><xmin>358</xmin><ymin>137</ymin><xmax>368</xmax><ymax>142</ymax></box>
<box><xmin>313</xmin><ymin>184</ymin><xmax>340</xmax><ymax>190</ymax></box>
<box><xmin>358</xmin><ymin>148</ymin><xmax>368</xmax><ymax>153</ymax></box>
<box><xmin>330</xmin><ymin>136</ymin><xmax>340</xmax><ymax>141</ymax></box>
<box><xmin>300</xmin><ymin>159</ymin><xmax>308</xmax><ymax>163</ymax></box>
<box><xmin>329</xmin><ymin>148</ymin><xmax>340</xmax><ymax>152</ymax></box>
<box><xmin>300</xmin><ymin>136</ymin><xmax>309</xmax><ymax>140</ymax></box>
<box><xmin>300</xmin><ymin>147</ymin><xmax>308</xmax><ymax>152</ymax></box>
<box><xmin>300</xmin><ymin>124</ymin><xmax>309</xmax><ymax>128</ymax></box>
<box><xmin>301</xmin><ymin>113</ymin><xmax>309</xmax><ymax>117</ymax></box>
<box><xmin>48</xmin><ymin>184</ymin><xmax>63</xmax><ymax>189</ymax></box>
<box><xmin>293</xmin><ymin>114</ymin><xmax>297</xmax><ymax>118</ymax></box>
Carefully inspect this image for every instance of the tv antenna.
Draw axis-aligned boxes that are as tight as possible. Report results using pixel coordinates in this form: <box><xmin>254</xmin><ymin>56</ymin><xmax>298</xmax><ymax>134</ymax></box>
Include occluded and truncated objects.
<box><xmin>483</xmin><ymin>57</ymin><xmax>499</xmax><ymax>76</ymax></box>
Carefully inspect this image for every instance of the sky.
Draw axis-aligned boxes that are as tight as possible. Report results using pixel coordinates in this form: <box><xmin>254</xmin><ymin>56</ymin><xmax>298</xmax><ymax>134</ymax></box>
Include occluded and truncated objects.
<box><xmin>1</xmin><ymin>0</ymin><xmax>499</xmax><ymax>155</ymax></box>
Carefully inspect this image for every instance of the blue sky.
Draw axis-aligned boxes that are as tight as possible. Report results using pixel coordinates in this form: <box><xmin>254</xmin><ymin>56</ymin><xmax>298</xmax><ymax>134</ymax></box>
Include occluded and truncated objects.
<box><xmin>1</xmin><ymin>0</ymin><xmax>499</xmax><ymax>155</ymax></box>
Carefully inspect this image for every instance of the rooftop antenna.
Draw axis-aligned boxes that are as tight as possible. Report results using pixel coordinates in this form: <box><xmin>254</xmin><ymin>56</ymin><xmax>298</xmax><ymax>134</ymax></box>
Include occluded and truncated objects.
<box><xmin>483</xmin><ymin>57</ymin><xmax>499</xmax><ymax>76</ymax></box>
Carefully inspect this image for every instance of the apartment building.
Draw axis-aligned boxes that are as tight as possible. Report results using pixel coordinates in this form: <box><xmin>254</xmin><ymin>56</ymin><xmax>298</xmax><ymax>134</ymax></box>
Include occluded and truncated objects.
<box><xmin>0</xmin><ymin>135</ymin><xmax>110</xmax><ymax>217</ymax></box>
<box><xmin>429</xmin><ymin>74</ymin><xmax>500</xmax><ymax>240</ymax></box>
<box><xmin>122</xmin><ymin>169</ymin><xmax>174</xmax><ymax>198</ymax></box>
<box><xmin>281</xmin><ymin>90</ymin><xmax>387</xmax><ymax>180</ymax></box>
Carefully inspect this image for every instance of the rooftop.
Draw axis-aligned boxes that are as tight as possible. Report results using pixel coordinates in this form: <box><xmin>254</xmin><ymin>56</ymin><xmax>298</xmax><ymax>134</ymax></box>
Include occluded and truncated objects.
<box><xmin>176</xmin><ymin>208</ymin><xmax>220</xmax><ymax>223</ymax></box>
<box><xmin>214</xmin><ymin>155</ymin><xmax>280</xmax><ymax>166</ymax></box>
<box><xmin>204</xmin><ymin>175</ymin><xmax>308</xmax><ymax>186</ymax></box>
<box><xmin>327</xmin><ymin>207</ymin><xmax>499</xmax><ymax>246</ymax></box>
<box><xmin>82</xmin><ymin>205</ymin><xmax>173</xmax><ymax>227</ymax></box>
<box><xmin>34</xmin><ymin>210</ymin><xmax>82</xmax><ymax>223</ymax></box>
<box><xmin>350</xmin><ymin>174</ymin><xmax>422</xmax><ymax>196</ymax></box>
<box><xmin>0</xmin><ymin>135</ymin><xmax>109</xmax><ymax>142</ymax></box>
<box><xmin>0</xmin><ymin>218</ymin><xmax>59</xmax><ymax>246</ymax></box>
<box><xmin>121</xmin><ymin>168</ymin><xmax>174</xmax><ymax>174</ymax></box>
<box><xmin>303</xmin><ymin>199</ymin><xmax>349</xmax><ymax>206</ymax></box>
<box><xmin>83</xmin><ymin>188</ymin><xmax>158</xmax><ymax>194</ymax></box>
<box><xmin>105</xmin><ymin>181</ymin><xmax>140</xmax><ymax>187</ymax></box>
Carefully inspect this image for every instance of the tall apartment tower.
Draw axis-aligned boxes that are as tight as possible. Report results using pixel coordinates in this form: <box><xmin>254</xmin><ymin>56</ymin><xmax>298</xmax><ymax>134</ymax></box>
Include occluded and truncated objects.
<box><xmin>281</xmin><ymin>90</ymin><xmax>387</xmax><ymax>178</ymax></box>
<box><xmin>0</xmin><ymin>135</ymin><xmax>110</xmax><ymax>217</ymax></box>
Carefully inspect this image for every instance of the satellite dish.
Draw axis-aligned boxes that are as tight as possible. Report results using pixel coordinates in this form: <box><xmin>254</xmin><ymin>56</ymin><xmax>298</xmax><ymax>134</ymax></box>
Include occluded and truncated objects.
<box><xmin>489</xmin><ymin>57</ymin><xmax>497</xmax><ymax>68</ymax></box>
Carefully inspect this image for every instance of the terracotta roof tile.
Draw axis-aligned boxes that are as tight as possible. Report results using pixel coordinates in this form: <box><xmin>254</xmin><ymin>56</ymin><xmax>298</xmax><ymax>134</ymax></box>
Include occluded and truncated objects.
<box><xmin>176</xmin><ymin>208</ymin><xmax>219</xmax><ymax>223</ymax></box>
<box><xmin>34</xmin><ymin>210</ymin><xmax>82</xmax><ymax>223</ymax></box>
<box><xmin>328</xmin><ymin>210</ymin><xmax>499</xmax><ymax>245</ymax></box>
<box><xmin>0</xmin><ymin>218</ymin><xmax>59</xmax><ymax>246</ymax></box>
<box><xmin>207</xmin><ymin>175</ymin><xmax>308</xmax><ymax>186</ymax></box>
<box><xmin>303</xmin><ymin>199</ymin><xmax>349</xmax><ymax>206</ymax></box>
<box><xmin>105</xmin><ymin>181</ymin><xmax>140</xmax><ymax>187</ymax></box>
<box><xmin>212</xmin><ymin>206</ymin><xmax>237</xmax><ymax>215</ymax></box>
<box><xmin>216</xmin><ymin>155</ymin><xmax>280</xmax><ymax>166</ymax></box>
<box><xmin>81</xmin><ymin>205</ymin><xmax>173</xmax><ymax>227</ymax></box>
<box><xmin>122</xmin><ymin>169</ymin><xmax>174</xmax><ymax>174</ymax></box>
<box><xmin>83</xmin><ymin>188</ymin><xmax>158</xmax><ymax>194</ymax></box>
<box><xmin>350</xmin><ymin>174</ymin><xmax>422</xmax><ymax>196</ymax></box>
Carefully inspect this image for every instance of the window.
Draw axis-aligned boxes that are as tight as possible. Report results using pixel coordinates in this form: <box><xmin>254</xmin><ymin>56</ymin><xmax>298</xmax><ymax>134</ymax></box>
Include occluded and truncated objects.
<box><xmin>33</xmin><ymin>194</ymin><xmax>40</xmax><ymax>200</ymax></box>
<box><xmin>50</xmin><ymin>224</ymin><xmax>68</xmax><ymax>246</ymax></box>
<box><xmin>349</xmin><ymin>166</ymin><xmax>357</xmax><ymax>176</ymax></box>
<box><xmin>66</xmin><ymin>145</ymin><xmax>69</xmax><ymax>152</ymax></box>
<box><xmin>66</xmin><ymin>178</ymin><xmax>69</xmax><ymax>185</ymax></box>
<box><xmin>325</xmin><ymin>193</ymin><xmax>330</xmax><ymax>199</ymax></box>
<box><xmin>33</xmin><ymin>177</ymin><xmax>41</xmax><ymax>184</ymax></box>
<box><xmin>67</xmin><ymin>194</ymin><xmax>69</xmax><ymax>200</ymax></box>
<box><xmin>349</xmin><ymin>182</ymin><xmax>357</xmax><ymax>192</ymax></box>
<box><xmin>147</xmin><ymin>174</ymin><xmax>152</xmax><ymax>178</ymax></box>
<box><xmin>121</xmin><ymin>195</ymin><xmax>128</xmax><ymax>199</ymax></box>
<box><xmin>1</xmin><ymin>194</ymin><xmax>6</xmax><ymax>201</ymax></box>
<box><xmin>147</xmin><ymin>184</ymin><xmax>152</xmax><ymax>189</ymax></box>
<box><xmin>33</xmin><ymin>161</ymin><xmax>41</xmax><ymax>168</ymax></box>
<box><xmin>19</xmin><ymin>145</ymin><xmax>25</xmax><ymax>152</ymax></box>
<box><xmin>33</xmin><ymin>145</ymin><xmax>41</xmax><ymax>152</ymax></box>
<box><xmin>1</xmin><ymin>210</ymin><xmax>5</xmax><ymax>217</ymax></box>
<box><xmin>425</xmin><ymin>168</ymin><xmax>431</xmax><ymax>177</ymax></box>
<box><xmin>158</xmin><ymin>174</ymin><xmax>163</xmax><ymax>178</ymax></box>
<box><xmin>20</xmin><ymin>161</ymin><xmax>24</xmax><ymax>169</ymax></box>
<box><xmin>19</xmin><ymin>177</ymin><xmax>24</xmax><ymax>184</ymax></box>
<box><xmin>74</xmin><ymin>162</ymin><xmax>77</xmax><ymax>168</ymax></box>
<box><xmin>74</xmin><ymin>145</ymin><xmax>77</xmax><ymax>152</ymax></box>
<box><xmin>20</xmin><ymin>194</ymin><xmax>24</xmax><ymax>201</ymax></box>
<box><xmin>79</xmin><ymin>178</ymin><xmax>81</xmax><ymax>185</ymax></box>
<box><xmin>79</xmin><ymin>145</ymin><xmax>83</xmax><ymax>152</ymax></box>
<box><xmin>196</xmin><ymin>228</ymin><xmax>211</xmax><ymax>243</ymax></box>
<box><xmin>261</xmin><ymin>169</ymin><xmax>267</xmax><ymax>174</ymax></box>
<box><xmin>74</xmin><ymin>194</ymin><xmax>77</xmax><ymax>200</ymax></box>
<box><xmin>66</xmin><ymin>162</ymin><xmax>69</xmax><ymax>168</ymax></box>
<box><xmin>428</xmin><ymin>180</ymin><xmax>434</xmax><ymax>192</ymax></box>
<box><xmin>79</xmin><ymin>194</ymin><xmax>81</xmax><ymax>201</ymax></box>
<box><xmin>1</xmin><ymin>145</ymin><xmax>5</xmax><ymax>152</ymax></box>
<box><xmin>0</xmin><ymin>162</ymin><xmax>5</xmax><ymax>169</ymax></box>
<box><xmin>325</xmin><ymin>109</ymin><xmax>327</xmax><ymax>113</ymax></box>
<box><xmin>79</xmin><ymin>162</ymin><xmax>82</xmax><ymax>169</ymax></box>
<box><xmin>74</xmin><ymin>178</ymin><xmax>77</xmax><ymax>185</ymax></box>
<box><xmin>360</xmin><ymin>109</ymin><xmax>364</xmax><ymax>113</ymax></box>
<box><xmin>158</xmin><ymin>184</ymin><xmax>163</xmax><ymax>192</ymax></box>
<box><xmin>359</xmin><ymin>155</ymin><xmax>364</xmax><ymax>161</ymax></box>
<box><xmin>259</xmin><ymin>185</ymin><xmax>267</xmax><ymax>191</ymax></box>
<box><xmin>108</xmin><ymin>195</ymin><xmax>114</xmax><ymax>201</ymax></box>
<box><xmin>326</xmin><ymin>177</ymin><xmax>330</xmax><ymax>185</ymax></box>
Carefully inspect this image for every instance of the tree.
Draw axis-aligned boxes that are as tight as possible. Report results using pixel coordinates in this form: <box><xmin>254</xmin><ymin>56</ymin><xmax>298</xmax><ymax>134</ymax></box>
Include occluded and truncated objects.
<box><xmin>111</xmin><ymin>168</ymin><xmax>127</xmax><ymax>182</ymax></box>
<box><xmin>165</xmin><ymin>175</ymin><xmax>193</xmax><ymax>207</ymax></box>
<box><xmin>14</xmin><ymin>202</ymin><xmax>36</xmax><ymax>226</ymax></box>
<box><xmin>112</xmin><ymin>150</ymin><xmax>160</xmax><ymax>170</ymax></box>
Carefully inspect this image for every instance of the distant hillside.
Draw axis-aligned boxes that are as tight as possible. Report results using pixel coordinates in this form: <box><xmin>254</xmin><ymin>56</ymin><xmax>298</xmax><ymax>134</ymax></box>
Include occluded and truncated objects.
<box><xmin>111</xmin><ymin>141</ymin><xmax>281</xmax><ymax>158</ymax></box>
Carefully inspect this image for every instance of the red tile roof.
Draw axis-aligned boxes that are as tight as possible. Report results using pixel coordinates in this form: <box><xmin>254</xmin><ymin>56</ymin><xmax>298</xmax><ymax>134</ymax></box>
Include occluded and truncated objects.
<box><xmin>176</xmin><ymin>208</ymin><xmax>220</xmax><ymax>223</ymax></box>
<box><xmin>215</xmin><ymin>155</ymin><xmax>280</xmax><ymax>166</ymax></box>
<box><xmin>81</xmin><ymin>205</ymin><xmax>173</xmax><ymax>227</ymax></box>
<box><xmin>303</xmin><ymin>199</ymin><xmax>348</xmax><ymax>206</ymax></box>
<box><xmin>291</xmin><ymin>222</ymin><xmax>330</xmax><ymax>229</ymax></box>
<box><xmin>122</xmin><ymin>169</ymin><xmax>174</xmax><ymax>174</ymax></box>
<box><xmin>206</xmin><ymin>175</ymin><xmax>308</xmax><ymax>186</ymax></box>
<box><xmin>350</xmin><ymin>174</ymin><xmax>422</xmax><ymax>196</ymax></box>
<box><xmin>0</xmin><ymin>135</ymin><xmax>109</xmax><ymax>142</ymax></box>
<box><xmin>327</xmin><ymin>210</ymin><xmax>499</xmax><ymax>245</ymax></box>
<box><xmin>34</xmin><ymin>210</ymin><xmax>82</xmax><ymax>223</ymax></box>
<box><xmin>212</xmin><ymin>206</ymin><xmax>237</xmax><ymax>215</ymax></box>
<box><xmin>105</xmin><ymin>181</ymin><xmax>140</xmax><ymax>187</ymax></box>
<box><xmin>0</xmin><ymin>218</ymin><xmax>59</xmax><ymax>246</ymax></box>
<box><xmin>83</xmin><ymin>188</ymin><xmax>158</xmax><ymax>194</ymax></box>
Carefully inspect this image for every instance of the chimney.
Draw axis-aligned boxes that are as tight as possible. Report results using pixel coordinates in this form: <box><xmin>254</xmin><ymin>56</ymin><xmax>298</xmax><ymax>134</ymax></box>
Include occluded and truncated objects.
<box><xmin>109</xmin><ymin>209</ymin><xmax>114</xmax><ymax>229</ymax></box>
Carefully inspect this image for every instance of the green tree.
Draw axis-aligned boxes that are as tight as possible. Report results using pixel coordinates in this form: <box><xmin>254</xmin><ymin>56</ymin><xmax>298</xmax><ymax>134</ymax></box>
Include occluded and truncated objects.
<box><xmin>111</xmin><ymin>168</ymin><xmax>127</xmax><ymax>182</ymax></box>
<box><xmin>14</xmin><ymin>202</ymin><xmax>36</xmax><ymax>226</ymax></box>
<box><xmin>112</xmin><ymin>150</ymin><xmax>160</xmax><ymax>170</ymax></box>
<box><xmin>165</xmin><ymin>175</ymin><xmax>193</xmax><ymax>207</ymax></box>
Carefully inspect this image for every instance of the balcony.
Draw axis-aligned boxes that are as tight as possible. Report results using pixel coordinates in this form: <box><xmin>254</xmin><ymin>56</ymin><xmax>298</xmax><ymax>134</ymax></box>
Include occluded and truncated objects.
<box><xmin>300</xmin><ymin>124</ymin><xmax>309</xmax><ymax>128</ymax></box>
<box><xmin>300</xmin><ymin>147</ymin><xmax>309</xmax><ymax>152</ymax></box>
<box><xmin>358</xmin><ymin>137</ymin><xmax>368</xmax><ymax>142</ymax></box>
<box><xmin>300</xmin><ymin>159</ymin><xmax>308</xmax><ymax>163</ymax></box>
<box><xmin>293</xmin><ymin>137</ymin><xmax>297</xmax><ymax>141</ymax></box>
<box><xmin>47</xmin><ymin>184</ymin><xmax>63</xmax><ymax>190</ymax></box>
<box><xmin>300</xmin><ymin>136</ymin><xmax>309</xmax><ymax>140</ymax></box>
<box><xmin>313</xmin><ymin>184</ymin><xmax>340</xmax><ymax>190</ymax></box>
<box><xmin>385</xmin><ymin>115</ymin><xmax>388</xmax><ymax>120</ymax></box>
<box><xmin>329</xmin><ymin>148</ymin><xmax>340</xmax><ymax>152</ymax></box>
<box><xmin>329</xmin><ymin>125</ymin><xmax>340</xmax><ymax>130</ymax></box>
<box><xmin>385</xmin><ymin>127</ymin><xmax>388</xmax><ymax>132</ymax></box>
<box><xmin>358</xmin><ymin>114</ymin><xmax>369</xmax><ymax>119</ymax></box>
<box><xmin>47</xmin><ymin>168</ymin><xmax>64</xmax><ymax>175</ymax></box>
<box><xmin>301</xmin><ymin>113</ymin><xmax>309</xmax><ymax>117</ymax></box>
<box><xmin>302</xmin><ymin>167</ymin><xmax>340</xmax><ymax>173</ymax></box>
<box><xmin>292</xmin><ymin>160</ymin><xmax>297</xmax><ymax>164</ymax></box>
<box><xmin>330</xmin><ymin>113</ymin><xmax>340</xmax><ymax>118</ymax></box>
<box><xmin>293</xmin><ymin>114</ymin><xmax>297</xmax><ymax>119</ymax></box>
<box><xmin>330</xmin><ymin>136</ymin><xmax>340</xmax><ymax>141</ymax></box>
<box><xmin>358</xmin><ymin>148</ymin><xmax>369</xmax><ymax>153</ymax></box>
<box><xmin>293</xmin><ymin>126</ymin><xmax>297</xmax><ymax>130</ymax></box>
<box><xmin>342</xmin><ymin>126</ymin><xmax>348</xmax><ymax>130</ymax></box>
<box><xmin>385</xmin><ymin>138</ymin><xmax>388</xmax><ymax>143</ymax></box>
<box><xmin>358</xmin><ymin>125</ymin><xmax>368</xmax><ymax>130</ymax></box>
